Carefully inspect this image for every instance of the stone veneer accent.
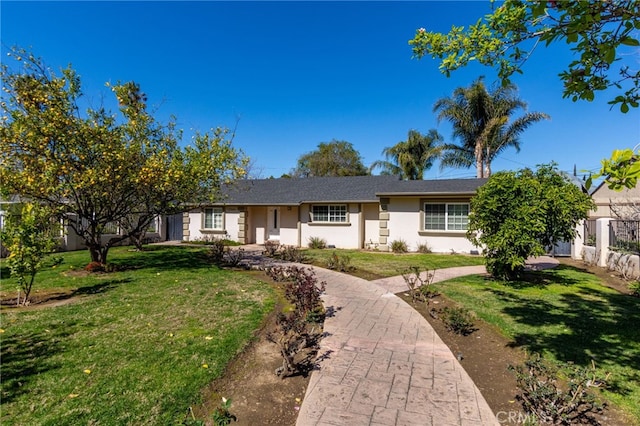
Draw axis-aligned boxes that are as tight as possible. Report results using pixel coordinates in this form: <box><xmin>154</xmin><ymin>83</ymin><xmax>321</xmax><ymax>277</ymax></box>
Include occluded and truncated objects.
<box><xmin>237</xmin><ymin>211</ymin><xmax>246</xmax><ymax>244</ymax></box>
<box><xmin>378</xmin><ymin>210</ymin><xmax>389</xmax><ymax>251</ymax></box>
<box><xmin>182</xmin><ymin>212</ymin><xmax>190</xmax><ymax>241</ymax></box>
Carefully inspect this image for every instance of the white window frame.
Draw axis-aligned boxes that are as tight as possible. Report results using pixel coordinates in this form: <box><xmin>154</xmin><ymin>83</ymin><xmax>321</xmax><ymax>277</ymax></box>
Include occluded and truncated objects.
<box><xmin>203</xmin><ymin>207</ymin><xmax>224</xmax><ymax>230</ymax></box>
<box><xmin>310</xmin><ymin>204</ymin><xmax>348</xmax><ymax>223</ymax></box>
<box><xmin>423</xmin><ymin>202</ymin><xmax>469</xmax><ymax>231</ymax></box>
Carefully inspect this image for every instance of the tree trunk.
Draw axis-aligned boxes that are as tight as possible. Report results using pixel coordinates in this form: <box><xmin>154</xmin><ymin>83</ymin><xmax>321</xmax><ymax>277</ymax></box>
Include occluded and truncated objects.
<box><xmin>87</xmin><ymin>244</ymin><xmax>109</xmax><ymax>264</ymax></box>
<box><xmin>484</xmin><ymin>162</ymin><xmax>492</xmax><ymax>178</ymax></box>
<box><xmin>475</xmin><ymin>142</ymin><xmax>484</xmax><ymax>178</ymax></box>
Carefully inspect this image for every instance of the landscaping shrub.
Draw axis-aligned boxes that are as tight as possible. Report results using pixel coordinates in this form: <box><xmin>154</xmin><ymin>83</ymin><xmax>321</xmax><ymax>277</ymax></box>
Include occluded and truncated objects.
<box><xmin>308</xmin><ymin>236</ymin><xmax>327</xmax><ymax>249</ymax></box>
<box><xmin>401</xmin><ymin>265</ymin><xmax>436</xmax><ymax>304</ymax></box>
<box><xmin>416</xmin><ymin>242</ymin><xmax>432</xmax><ymax>253</ymax></box>
<box><xmin>265</xmin><ymin>265</ymin><xmax>326</xmax><ymax>377</ymax></box>
<box><xmin>509</xmin><ymin>354</ymin><xmax>609</xmax><ymax>425</ymax></box>
<box><xmin>280</xmin><ymin>245</ymin><xmax>306</xmax><ymax>263</ymax></box>
<box><xmin>326</xmin><ymin>251</ymin><xmax>353</xmax><ymax>272</ymax></box>
<box><xmin>391</xmin><ymin>239</ymin><xmax>408</xmax><ymax>253</ymax></box>
<box><xmin>224</xmin><ymin>247</ymin><xmax>245</xmax><ymax>267</ymax></box>
<box><xmin>263</xmin><ymin>240</ymin><xmax>280</xmax><ymax>256</ymax></box>
<box><xmin>440</xmin><ymin>306</ymin><xmax>476</xmax><ymax>335</ymax></box>
<box><xmin>208</xmin><ymin>239</ymin><xmax>226</xmax><ymax>264</ymax></box>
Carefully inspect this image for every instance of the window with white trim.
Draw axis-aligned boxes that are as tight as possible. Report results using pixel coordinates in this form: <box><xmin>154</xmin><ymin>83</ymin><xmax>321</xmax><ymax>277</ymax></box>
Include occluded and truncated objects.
<box><xmin>203</xmin><ymin>207</ymin><xmax>224</xmax><ymax>230</ymax></box>
<box><xmin>424</xmin><ymin>203</ymin><xmax>469</xmax><ymax>231</ymax></box>
<box><xmin>311</xmin><ymin>205</ymin><xmax>348</xmax><ymax>223</ymax></box>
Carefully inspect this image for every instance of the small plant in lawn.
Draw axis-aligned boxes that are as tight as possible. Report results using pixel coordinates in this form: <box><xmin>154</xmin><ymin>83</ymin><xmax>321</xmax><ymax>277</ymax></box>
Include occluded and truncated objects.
<box><xmin>224</xmin><ymin>247</ymin><xmax>245</xmax><ymax>267</ymax></box>
<box><xmin>440</xmin><ymin>306</ymin><xmax>476</xmax><ymax>336</ymax></box>
<box><xmin>212</xmin><ymin>397</ymin><xmax>237</xmax><ymax>426</ymax></box>
<box><xmin>391</xmin><ymin>239</ymin><xmax>408</xmax><ymax>253</ymax></box>
<box><xmin>509</xmin><ymin>354</ymin><xmax>609</xmax><ymax>425</ymax></box>
<box><xmin>280</xmin><ymin>245</ymin><xmax>306</xmax><ymax>262</ymax></box>
<box><xmin>207</xmin><ymin>238</ymin><xmax>227</xmax><ymax>264</ymax></box>
<box><xmin>265</xmin><ymin>265</ymin><xmax>326</xmax><ymax>377</ymax></box>
<box><xmin>263</xmin><ymin>240</ymin><xmax>280</xmax><ymax>256</ymax></box>
<box><xmin>1</xmin><ymin>202</ymin><xmax>60</xmax><ymax>305</ymax></box>
<box><xmin>365</xmin><ymin>239</ymin><xmax>379</xmax><ymax>251</ymax></box>
<box><xmin>416</xmin><ymin>242</ymin><xmax>432</xmax><ymax>254</ymax></box>
<box><xmin>401</xmin><ymin>265</ymin><xmax>436</xmax><ymax>305</ymax></box>
<box><xmin>308</xmin><ymin>236</ymin><xmax>327</xmax><ymax>249</ymax></box>
<box><xmin>326</xmin><ymin>251</ymin><xmax>353</xmax><ymax>272</ymax></box>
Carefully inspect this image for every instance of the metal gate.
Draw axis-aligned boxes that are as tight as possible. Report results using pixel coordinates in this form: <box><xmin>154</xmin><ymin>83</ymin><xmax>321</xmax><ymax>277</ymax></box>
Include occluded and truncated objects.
<box><xmin>166</xmin><ymin>214</ymin><xmax>184</xmax><ymax>241</ymax></box>
<box><xmin>549</xmin><ymin>240</ymin><xmax>572</xmax><ymax>257</ymax></box>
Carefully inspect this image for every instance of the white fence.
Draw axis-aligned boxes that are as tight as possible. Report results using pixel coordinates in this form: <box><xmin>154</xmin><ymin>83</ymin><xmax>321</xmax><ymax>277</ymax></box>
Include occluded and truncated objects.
<box><xmin>573</xmin><ymin>217</ymin><xmax>640</xmax><ymax>279</ymax></box>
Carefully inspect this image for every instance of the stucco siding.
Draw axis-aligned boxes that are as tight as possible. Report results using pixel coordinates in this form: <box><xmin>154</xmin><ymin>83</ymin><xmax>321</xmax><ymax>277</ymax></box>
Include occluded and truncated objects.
<box><xmin>278</xmin><ymin>207</ymin><xmax>300</xmax><ymax>246</ymax></box>
<box><xmin>249</xmin><ymin>206</ymin><xmax>267</xmax><ymax>244</ymax></box>
<box><xmin>300</xmin><ymin>203</ymin><xmax>361</xmax><ymax>248</ymax></box>
<box><xmin>363</xmin><ymin>203</ymin><xmax>380</xmax><ymax>247</ymax></box>
<box><xmin>386</xmin><ymin>197</ymin><xmax>477</xmax><ymax>253</ymax></box>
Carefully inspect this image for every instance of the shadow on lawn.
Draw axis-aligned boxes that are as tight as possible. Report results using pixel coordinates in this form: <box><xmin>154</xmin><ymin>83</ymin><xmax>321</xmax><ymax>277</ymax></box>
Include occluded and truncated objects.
<box><xmin>1</xmin><ymin>323</ymin><xmax>76</xmax><ymax>404</ymax></box>
<box><xmin>109</xmin><ymin>245</ymin><xmax>213</xmax><ymax>272</ymax></box>
<box><xmin>492</xmin><ymin>266</ymin><xmax>640</xmax><ymax>396</ymax></box>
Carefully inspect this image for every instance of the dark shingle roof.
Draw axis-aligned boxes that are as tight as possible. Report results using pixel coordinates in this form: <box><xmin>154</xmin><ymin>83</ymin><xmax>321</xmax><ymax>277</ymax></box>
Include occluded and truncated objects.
<box><xmin>216</xmin><ymin>176</ymin><xmax>487</xmax><ymax>205</ymax></box>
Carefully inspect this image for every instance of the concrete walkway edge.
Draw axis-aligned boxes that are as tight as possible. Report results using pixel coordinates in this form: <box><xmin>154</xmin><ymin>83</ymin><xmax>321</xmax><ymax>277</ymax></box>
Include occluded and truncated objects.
<box><xmin>294</xmin><ymin>256</ymin><xmax>559</xmax><ymax>426</ymax></box>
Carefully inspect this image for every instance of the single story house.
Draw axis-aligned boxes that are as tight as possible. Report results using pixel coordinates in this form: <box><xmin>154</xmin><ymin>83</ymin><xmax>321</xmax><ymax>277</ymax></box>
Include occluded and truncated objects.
<box><xmin>184</xmin><ymin>176</ymin><xmax>488</xmax><ymax>253</ymax></box>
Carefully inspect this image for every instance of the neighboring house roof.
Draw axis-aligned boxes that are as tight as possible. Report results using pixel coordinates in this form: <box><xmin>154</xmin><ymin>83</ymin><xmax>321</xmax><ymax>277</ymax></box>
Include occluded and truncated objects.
<box><xmin>216</xmin><ymin>176</ymin><xmax>487</xmax><ymax>206</ymax></box>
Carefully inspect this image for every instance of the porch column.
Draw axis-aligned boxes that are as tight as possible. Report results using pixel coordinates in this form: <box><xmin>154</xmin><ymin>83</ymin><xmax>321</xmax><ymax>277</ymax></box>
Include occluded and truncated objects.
<box><xmin>571</xmin><ymin>220</ymin><xmax>584</xmax><ymax>260</ymax></box>
<box><xmin>596</xmin><ymin>218</ymin><xmax>612</xmax><ymax>267</ymax></box>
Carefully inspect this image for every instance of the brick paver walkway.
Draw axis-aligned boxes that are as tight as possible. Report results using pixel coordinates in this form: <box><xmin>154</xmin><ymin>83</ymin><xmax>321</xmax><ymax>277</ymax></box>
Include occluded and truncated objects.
<box><xmin>294</xmin><ymin>257</ymin><xmax>559</xmax><ymax>426</ymax></box>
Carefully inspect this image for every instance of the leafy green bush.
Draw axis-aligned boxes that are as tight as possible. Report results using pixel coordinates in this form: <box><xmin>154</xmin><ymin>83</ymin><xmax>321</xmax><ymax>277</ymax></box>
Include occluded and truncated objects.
<box><xmin>440</xmin><ymin>306</ymin><xmax>476</xmax><ymax>335</ymax></box>
<box><xmin>391</xmin><ymin>239</ymin><xmax>408</xmax><ymax>253</ymax></box>
<box><xmin>308</xmin><ymin>236</ymin><xmax>327</xmax><ymax>249</ymax></box>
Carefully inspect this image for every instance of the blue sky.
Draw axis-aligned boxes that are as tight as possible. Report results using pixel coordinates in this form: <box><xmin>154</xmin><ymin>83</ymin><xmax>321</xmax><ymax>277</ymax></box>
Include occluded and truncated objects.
<box><xmin>2</xmin><ymin>1</ymin><xmax>638</xmax><ymax>180</ymax></box>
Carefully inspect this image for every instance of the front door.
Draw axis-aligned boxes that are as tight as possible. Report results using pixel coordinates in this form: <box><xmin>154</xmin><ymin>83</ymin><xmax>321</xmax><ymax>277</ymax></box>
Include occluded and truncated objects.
<box><xmin>267</xmin><ymin>207</ymin><xmax>280</xmax><ymax>241</ymax></box>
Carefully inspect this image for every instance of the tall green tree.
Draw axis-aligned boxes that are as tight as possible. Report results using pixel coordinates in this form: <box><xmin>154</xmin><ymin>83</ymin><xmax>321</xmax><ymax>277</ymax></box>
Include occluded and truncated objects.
<box><xmin>434</xmin><ymin>77</ymin><xmax>549</xmax><ymax>178</ymax></box>
<box><xmin>409</xmin><ymin>1</ymin><xmax>639</xmax><ymax>189</ymax></box>
<box><xmin>410</xmin><ymin>0</ymin><xmax>639</xmax><ymax>112</ymax></box>
<box><xmin>0</xmin><ymin>48</ymin><xmax>247</xmax><ymax>264</ymax></box>
<box><xmin>468</xmin><ymin>163</ymin><xmax>595</xmax><ymax>280</ymax></box>
<box><xmin>292</xmin><ymin>139</ymin><xmax>369</xmax><ymax>177</ymax></box>
<box><xmin>370</xmin><ymin>129</ymin><xmax>443</xmax><ymax>180</ymax></box>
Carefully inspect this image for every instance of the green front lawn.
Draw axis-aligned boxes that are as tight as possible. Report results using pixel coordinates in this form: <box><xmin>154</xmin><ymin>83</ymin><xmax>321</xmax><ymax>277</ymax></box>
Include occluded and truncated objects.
<box><xmin>432</xmin><ymin>266</ymin><xmax>640</xmax><ymax>423</ymax></box>
<box><xmin>303</xmin><ymin>248</ymin><xmax>484</xmax><ymax>278</ymax></box>
<box><xmin>1</xmin><ymin>246</ymin><xmax>275</xmax><ymax>425</ymax></box>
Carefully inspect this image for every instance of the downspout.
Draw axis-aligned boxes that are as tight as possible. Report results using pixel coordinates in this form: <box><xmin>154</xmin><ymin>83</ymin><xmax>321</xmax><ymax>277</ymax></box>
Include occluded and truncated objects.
<box><xmin>297</xmin><ymin>205</ymin><xmax>302</xmax><ymax>248</ymax></box>
<box><xmin>359</xmin><ymin>203</ymin><xmax>364</xmax><ymax>249</ymax></box>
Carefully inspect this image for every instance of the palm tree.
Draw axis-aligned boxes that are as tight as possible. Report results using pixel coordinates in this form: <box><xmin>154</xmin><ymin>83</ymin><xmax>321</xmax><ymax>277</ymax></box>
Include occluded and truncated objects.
<box><xmin>434</xmin><ymin>77</ymin><xmax>549</xmax><ymax>178</ymax></box>
<box><xmin>370</xmin><ymin>129</ymin><xmax>443</xmax><ymax>180</ymax></box>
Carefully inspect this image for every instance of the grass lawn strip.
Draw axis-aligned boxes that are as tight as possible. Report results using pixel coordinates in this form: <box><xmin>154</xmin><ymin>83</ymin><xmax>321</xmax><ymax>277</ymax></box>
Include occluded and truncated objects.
<box><xmin>431</xmin><ymin>265</ymin><xmax>640</xmax><ymax>423</ymax></box>
<box><xmin>1</xmin><ymin>246</ymin><xmax>275</xmax><ymax>425</ymax></box>
<box><xmin>303</xmin><ymin>248</ymin><xmax>484</xmax><ymax>278</ymax></box>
